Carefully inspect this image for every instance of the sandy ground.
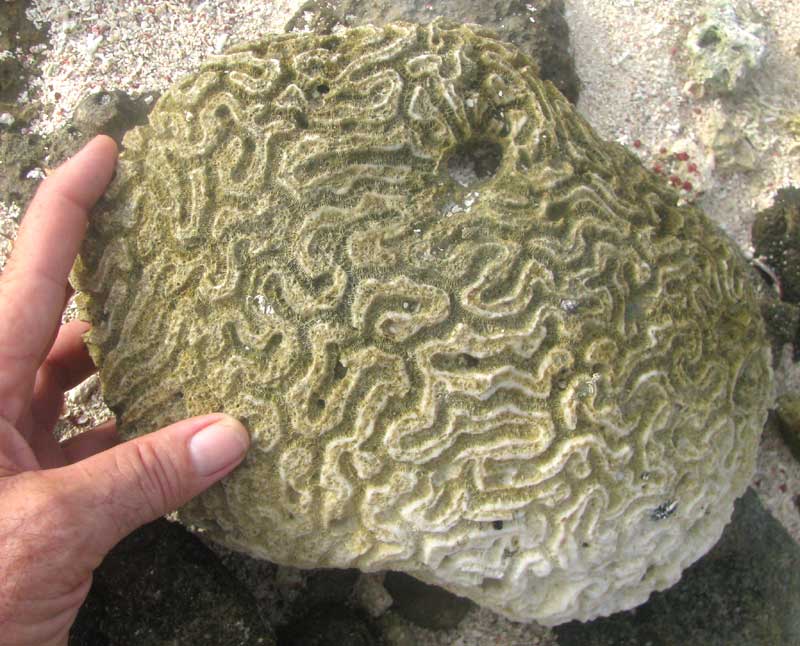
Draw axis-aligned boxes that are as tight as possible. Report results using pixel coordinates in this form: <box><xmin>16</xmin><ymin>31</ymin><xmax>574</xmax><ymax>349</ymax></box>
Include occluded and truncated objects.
<box><xmin>1</xmin><ymin>0</ymin><xmax>799</xmax><ymax>643</ymax></box>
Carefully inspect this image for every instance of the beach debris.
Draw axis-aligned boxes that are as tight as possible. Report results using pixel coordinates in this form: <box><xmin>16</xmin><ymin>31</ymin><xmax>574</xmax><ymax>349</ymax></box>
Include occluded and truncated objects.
<box><xmin>684</xmin><ymin>0</ymin><xmax>766</xmax><ymax>98</ymax></box>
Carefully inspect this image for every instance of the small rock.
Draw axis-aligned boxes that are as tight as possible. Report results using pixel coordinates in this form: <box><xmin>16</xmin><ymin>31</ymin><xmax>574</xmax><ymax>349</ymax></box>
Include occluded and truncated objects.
<box><xmin>776</xmin><ymin>393</ymin><xmax>800</xmax><ymax>463</ymax></box>
<box><xmin>24</xmin><ymin>166</ymin><xmax>45</xmax><ymax>180</ymax></box>
<box><xmin>0</xmin><ymin>112</ymin><xmax>14</xmax><ymax>127</ymax></box>
<box><xmin>684</xmin><ymin>0</ymin><xmax>765</xmax><ymax>98</ymax></box>
<box><xmin>650</xmin><ymin>136</ymin><xmax>712</xmax><ymax>197</ymax></box>
<box><xmin>277</xmin><ymin>604</ymin><xmax>381</xmax><ymax>646</ymax></box>
<box><xmin>67</xmin><ymin>374</ymin><xmax>101</xmax><ymax>406</ymax></box>
<box><xmin>47</xmin><ymin>89</ymin><xmax>159</xmax><ymax>168</ymax></box>
<box><xmin>383</xmin><ymin>572</ymin><xmax>473</xmax><ymax>630</ymax></box>
<box><xmin>69</xmin><ymin>519</ymin><xmax>275</xmax><ymax>645</ymax></box>
<box><xmin>214</xmin><ymin>33</ymin><xmax>229</xmax><ymax>53</ymax></box>
<box><xmin>378</xmin><ymin>611</ymin><xmax>417</xmax><ymax>646</ymax></box>
<box><xmin>554</xmin><ymin>488</ymin><xmax>800</xmax><ymax>646</ymax></box>
<box><xmin>72</xmin><ymin>89</ymin><xmax>154</xmax><ymax>144</ymax></box>
<box><xmin>355</xmin><ymin>573</ymin><xmax>393</xmax><ymax>618</ymax></box>
<box><xmin>699</xmin><ymin>108</ymin><xmax>759</xmax><ymax>172</ymax></box>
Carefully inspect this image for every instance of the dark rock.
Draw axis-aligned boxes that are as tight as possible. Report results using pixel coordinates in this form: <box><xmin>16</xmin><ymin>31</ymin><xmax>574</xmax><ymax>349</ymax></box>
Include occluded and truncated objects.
<box><xmin>554</xmin><ymin>488</ymin><xmax>800</xmax><ymax>646</ymax></box>
<box><xmin>752</xmin><ymin>187</ymin><xmax>800</xmax><ymax>305</ymax></box>
<box><xmin>776</xmin><ymin>393</ymin><xmax>800</xmax><ymax>463</ymax></box>
<box><xmin>305</xmin><ymin>568</ymin><xmax>361</xmax><ymax>607</ymax></box>
<box><xmin>383</xmin><ymin>572</ymin><xmax>473</xmax><ymax>631</ymax></box>
<box><xmin>751</xmin><ymin>187</ymin><xmax>800</xmax><ymax>360</ymax></box>
<box><xmin>72</xmin><ymin>89</ymin><xmax>156</xmax><ymax>144</ymax></box>
<box><xmin>47</xmin><ymin>89</ymin><xmax>159</xmax><ymax>167</ymax></box>
<box><xmin>285</xmin><ymin>0</ymin><xmax>580</xmax><ymax>104</ymax></box>
<box><xmin>69</xmin><ymin>518</ymin><xmax>275</xmax><ymax>646</ymax></box>
<box><xmin>0</xmin><ymin>127</ymin><xmax>47</xmax><ymax>207</ymax></box>
<box><xmin>277</xmin><ymin>604</ymin><xmax>382</xmax><ymax>646</ymax></box>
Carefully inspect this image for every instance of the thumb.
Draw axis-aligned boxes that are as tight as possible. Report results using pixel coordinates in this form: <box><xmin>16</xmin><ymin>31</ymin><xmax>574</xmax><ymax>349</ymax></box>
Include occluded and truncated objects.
<box><xmin>50</xmin><ymin>413</ymin><xmax>249</xmax><ymax>559</ymax></box>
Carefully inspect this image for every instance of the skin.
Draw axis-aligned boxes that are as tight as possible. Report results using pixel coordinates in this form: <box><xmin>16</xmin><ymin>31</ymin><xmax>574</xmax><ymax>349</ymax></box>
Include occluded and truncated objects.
<box><xmin>0</xmin><ymin>136</ymin><xmax>251</xmax><ymax>646</ymax></box>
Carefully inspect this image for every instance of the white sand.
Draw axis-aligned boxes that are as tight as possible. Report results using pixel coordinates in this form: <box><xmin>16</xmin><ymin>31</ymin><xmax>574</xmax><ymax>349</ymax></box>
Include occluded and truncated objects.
<box><xmin>0</xmin><ymin>0</ymin><xmax>798</xmax><ymax>642</ymax></box>
<box><xmin>568</xmin><ymin>0</ymin><xmax>800</xmax><ymax>249</ymax></box>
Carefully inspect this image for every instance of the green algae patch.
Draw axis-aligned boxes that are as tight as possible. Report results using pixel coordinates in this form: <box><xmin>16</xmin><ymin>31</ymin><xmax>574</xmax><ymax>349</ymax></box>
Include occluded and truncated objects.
<box><xmin>73</xmin><ymin>20</ymin><xmax>772</xmax><ymax>626</ymax></box>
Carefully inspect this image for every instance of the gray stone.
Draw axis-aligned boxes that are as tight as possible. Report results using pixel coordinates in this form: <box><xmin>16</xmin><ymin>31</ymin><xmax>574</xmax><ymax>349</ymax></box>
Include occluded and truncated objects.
<box><xmin>72</xmin><ymin>90</ymin><xmax>156</xmax><ymax>144</ymax></box>
<box><xmin>554</xmin><ymin>488</ymin><xmax>800</xmax><ymax>646</ymax></box>
<box><xmin>46</xmin><ymin>89</ymin><xmax>158</xmax><ymax>170</ymax></box>
<box><xmin>378</xmin><ymin>612</ymin><xmax>417</xmax><ymax>646</ymax></box>
<box><xmin>69</xmin><ymin>519</ymin><xmax>275</xmax><ymax>646</ymax></box>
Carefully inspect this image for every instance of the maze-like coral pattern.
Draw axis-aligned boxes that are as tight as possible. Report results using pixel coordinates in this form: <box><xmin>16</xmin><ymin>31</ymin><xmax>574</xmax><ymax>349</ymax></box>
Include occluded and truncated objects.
<box><xmin>74</xmin><ymin>21</ymin><xmax>771</xmax><ymax>625</ymax></box>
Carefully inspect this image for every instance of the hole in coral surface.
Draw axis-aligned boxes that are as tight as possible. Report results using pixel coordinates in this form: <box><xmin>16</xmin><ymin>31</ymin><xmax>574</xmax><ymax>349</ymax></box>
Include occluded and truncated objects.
<box><xmin>294</xmin><ymin>112</ymin><xmax>309</xmax><ymax>129</ymax></box>
<box><xmin>333</xmin><ymin>359</ymin><xmax>347</xmax><ymax>380</ymax></box>
<box><xmin>492</xmin><ymin>520</ymin><xmax>504</xmax><ymax>530</ymax></box>
<box><xmin>698</xmin><ymin>26</ymin><xmax>721</xmax><ymax>48</ymax></box>
<box><xmin>316</xmin><ymin>83</ymin><xmax>330</xmax><ymax>95</ymax></box>
<box><xmin>214</xmin><ymin>104</ymin><xmax>231</xmax><ymax>119</ymax></box>
<box><xmin>446</xmin><ymin>138</ymin><xmax>503</xmax><ymax>188</ymax></box>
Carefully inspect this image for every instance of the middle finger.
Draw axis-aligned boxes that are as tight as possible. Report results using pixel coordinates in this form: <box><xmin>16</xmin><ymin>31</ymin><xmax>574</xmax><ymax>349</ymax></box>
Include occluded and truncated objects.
<box><xmin>31</xmin><ymin>320</ymin><xmax>97</xmax><ymax>434</ymax></box>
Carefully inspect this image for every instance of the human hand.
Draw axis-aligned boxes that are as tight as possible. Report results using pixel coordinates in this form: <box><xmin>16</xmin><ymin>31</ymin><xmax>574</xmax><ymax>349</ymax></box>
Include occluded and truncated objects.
<box><xmin>0</xmin><ymin>136</ymin><xmax>250</xmax><ymax>646</ymax></box>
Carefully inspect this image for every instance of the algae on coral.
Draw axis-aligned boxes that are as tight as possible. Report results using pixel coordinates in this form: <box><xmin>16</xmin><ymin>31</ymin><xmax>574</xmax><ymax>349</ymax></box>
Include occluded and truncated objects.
<box><xmin>73</xmin><ymin>20</ymin><xmax>771</xmax><ymax>625</ymax></box>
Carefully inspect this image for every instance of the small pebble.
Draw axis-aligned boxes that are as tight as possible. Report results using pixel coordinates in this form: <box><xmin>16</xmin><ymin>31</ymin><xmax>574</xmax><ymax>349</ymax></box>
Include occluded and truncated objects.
<box><xmin>214</xmin><ymin>33</ymin><xmax>228</xmax><ymax>53</ymax></box>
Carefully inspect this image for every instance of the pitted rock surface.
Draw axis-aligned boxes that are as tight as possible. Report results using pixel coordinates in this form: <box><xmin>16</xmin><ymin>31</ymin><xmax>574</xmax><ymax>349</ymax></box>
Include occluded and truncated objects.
<box><xmin>73</xmin><ymin>21</ymin><xmax>772</xmax><ymax>625</ymax></box>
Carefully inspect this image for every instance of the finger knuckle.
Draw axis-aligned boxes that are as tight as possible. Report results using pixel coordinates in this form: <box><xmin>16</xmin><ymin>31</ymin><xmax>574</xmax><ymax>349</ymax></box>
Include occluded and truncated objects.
<box><xmin>125</xmin><ymin>440</ymin><xmax>184</xmax><ymax>518</ymax></box>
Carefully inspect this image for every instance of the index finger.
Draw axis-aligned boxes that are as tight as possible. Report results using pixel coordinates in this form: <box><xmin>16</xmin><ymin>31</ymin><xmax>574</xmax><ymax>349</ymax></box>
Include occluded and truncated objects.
<box><xmin>0</xmin><ymin>136</ymin><xmax>117</xmax><ymax>425</ymax></box>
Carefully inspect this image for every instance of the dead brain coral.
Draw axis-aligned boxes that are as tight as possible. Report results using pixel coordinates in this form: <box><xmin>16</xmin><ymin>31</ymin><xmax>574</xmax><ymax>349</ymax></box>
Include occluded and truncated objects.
<box><xmin>73</xmin><ymin>21</ymin><xmax>772</xmax><ymax>625</ymax></box>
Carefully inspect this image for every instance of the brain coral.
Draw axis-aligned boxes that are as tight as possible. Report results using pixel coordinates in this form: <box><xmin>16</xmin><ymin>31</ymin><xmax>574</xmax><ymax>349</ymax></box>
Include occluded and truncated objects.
<box><xmin>73</xmin><ymin>20</ymin><xmax>772</xmax><ymax>625</ymax></box>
